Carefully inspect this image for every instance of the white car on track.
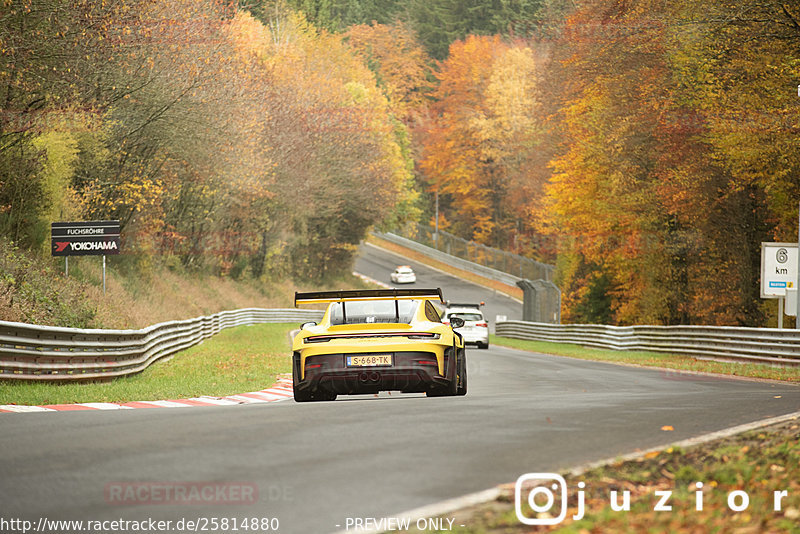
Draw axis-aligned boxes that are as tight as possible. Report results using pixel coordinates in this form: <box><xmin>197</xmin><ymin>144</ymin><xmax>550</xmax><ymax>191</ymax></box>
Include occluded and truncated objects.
<box><xmin>390</xmin><ymin>265</ymin><xmax>416</xmax><ymax>284</ymax></box>
<box><xmin>444</xmin><ymin>303</ymin><xmax>489</xmax><ymax>349</ymax></box>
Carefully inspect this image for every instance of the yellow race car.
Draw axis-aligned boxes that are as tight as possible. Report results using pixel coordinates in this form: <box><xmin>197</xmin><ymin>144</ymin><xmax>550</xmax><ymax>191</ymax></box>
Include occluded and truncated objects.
<box><xmin>291</xmin><ymin>288</ymin><xmax>467</xmax><ymax>402</ymax></box>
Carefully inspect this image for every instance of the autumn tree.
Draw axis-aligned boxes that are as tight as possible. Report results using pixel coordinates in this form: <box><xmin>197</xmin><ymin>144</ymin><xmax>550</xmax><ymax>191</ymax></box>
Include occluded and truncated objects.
<box><xmin>344</xmin><ymin>21</ymin><xmax>432</xmax><ymax>121</ymax></box>
<box><xmin>255</xmin><ymin>9</ymin><xmax>419</xmax><ymax>277</ymax></box>
<box><xmin>540</xmin><ymin>0</ymin><xmax>800</xmax><ymax>326</ymax></box>
<box><xmin>0</xmin><ymin>0</ymin><xmax>125</xmax><ymax>247</ymax></box>
<box><xmin>1</xmin><ymin>0</ymin><xmax>420</xmax><ymax>281</ymax></box>
<box><xmin>419</xmin><ymin>35</ymin><xmax>543</xmax><ymax>251</ymax></box>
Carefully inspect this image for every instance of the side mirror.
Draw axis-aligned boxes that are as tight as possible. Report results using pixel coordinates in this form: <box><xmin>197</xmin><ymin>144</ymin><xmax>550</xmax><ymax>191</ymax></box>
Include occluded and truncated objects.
<box><xmin>300</xmin><ymin>321</ymin><xmax>317</xmax><ymax>330</ymax></box>
<box><xmin>450</xmin><ymin>317</ymin><xmax>465</xmax><ymax>329</ymax></box>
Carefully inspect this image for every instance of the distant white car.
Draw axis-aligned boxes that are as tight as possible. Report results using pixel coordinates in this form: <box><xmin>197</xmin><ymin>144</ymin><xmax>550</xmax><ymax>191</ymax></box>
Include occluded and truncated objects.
<box><xmin>444</xmin><ymin>303</ymin><xmax>489</xmax><ymax>349</ymax></box>
<box><xmin>390</xmin><ymin>265</ymin><xmax>416</xmax><ymax>284</ymax></box>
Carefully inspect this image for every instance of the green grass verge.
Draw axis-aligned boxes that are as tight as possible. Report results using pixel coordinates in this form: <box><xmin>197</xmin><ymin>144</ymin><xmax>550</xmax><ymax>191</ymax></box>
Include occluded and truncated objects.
<box><xmin>436</xmin><ymin>418</ymin><xmax>800</xmax><ymax>533</ymax></box>
<box><xmin>491</xmin><ymin>335</ymin><xmax>800</xmax><ymax>382</ymax></box>
<box><xmin>0</xmin><ymin>323</ymin><xmax>294</xmax><ymax>406</ymax></box>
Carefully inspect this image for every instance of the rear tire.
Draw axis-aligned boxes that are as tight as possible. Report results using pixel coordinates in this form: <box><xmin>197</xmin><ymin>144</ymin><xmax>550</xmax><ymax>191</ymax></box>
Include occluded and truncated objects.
<box><xmin>293</xmin><ymin>384</ymin><xmax>314</xmax><ymax>402</ymax></box>
<box><xmin>456</xmin><ymin>351</ymin><xmax>467</xmax><ymax>396</ymax></box>
<box><xmin>293</xmin><ymin>384</ymin><xmax>336</xmax><ymax>402</ymax></box>
<box><xmin>293</xmin><ymin>352</ymin><xmax>336</xmax><ymax>402</ymax></box>
<box><xmin>426</xmin><ymin>347</ymin><xmax>461</xmax><ymax>397</ymax></box>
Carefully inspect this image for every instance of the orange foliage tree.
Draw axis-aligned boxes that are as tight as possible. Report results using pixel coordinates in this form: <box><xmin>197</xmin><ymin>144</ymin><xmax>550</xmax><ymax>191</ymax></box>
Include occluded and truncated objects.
<box><xmin>419</xmin><ymin>35</ymin><xmax>543</xmax><ymax>250</ymax></box>
<box><xmin>1</xmin><ymin>0</ymin><xmax>419</xmax><ymax>280</ymax></box>
<box><xmin>539</xmin><ymin>0</ymin><xmax>800</xmax><ymax>326</ymax></box>
<box><xmin>344</xmin><ymin>21</ymin><xmax>432</xmax><ymax>122</ymax></box>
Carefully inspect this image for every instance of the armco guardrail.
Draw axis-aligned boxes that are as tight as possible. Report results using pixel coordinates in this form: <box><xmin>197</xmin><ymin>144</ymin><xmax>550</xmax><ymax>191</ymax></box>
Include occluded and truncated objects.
<box><xmin>0</xmin><ymin>308</ymin><xmax>324</xmax><ymax>381</ymax></box>
<box><xmin>396</xmin><ymin>223</ymin><xmax>556</xmax><ymax>282</ymax></box>
<box><xmin>496</xmin><ymin>320</ymin><xmax>800</xmax><ymax>366</ymax></box>
<box><xmin>373</xmin><ymin>231</ymin><xmax>526</xmax><ymax>288</ymax></box>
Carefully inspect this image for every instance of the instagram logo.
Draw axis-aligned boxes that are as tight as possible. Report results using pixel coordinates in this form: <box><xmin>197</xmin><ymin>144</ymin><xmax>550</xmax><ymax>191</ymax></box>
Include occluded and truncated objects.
<box><xmin>515</xmin><ymin>473</ymin><xmax>569</xmax><ymax>525</ymax></box>
<box><xmin>514</xmin><ymin>473</ymin><xmax>793</xmax><ymax>526</ymax></box>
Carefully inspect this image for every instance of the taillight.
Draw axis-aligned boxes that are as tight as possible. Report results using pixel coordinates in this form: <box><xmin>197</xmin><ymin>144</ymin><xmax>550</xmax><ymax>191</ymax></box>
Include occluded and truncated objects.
<box><xmin>305</xmin><ymin>356</ymin><xmax>325</xmax><ymax>370</ymax></box>
<box><xmin>407</xmin><ymin>333</ymin><xmax>440</xmax><ymax>339</ymax></box>
<box><xmin>304</xmin><ymin>336</ymin><xmax>330</xmax><ymax>343</ymax></box>
<box><xmin>476</xmin><ymin>322</ymin><xmax>488</xmax><ymax>327</ymax></box>
<box><xmin>416</xmin><ymin>360</ymin><xmax>438</xmax><ymax>366</ymax></box>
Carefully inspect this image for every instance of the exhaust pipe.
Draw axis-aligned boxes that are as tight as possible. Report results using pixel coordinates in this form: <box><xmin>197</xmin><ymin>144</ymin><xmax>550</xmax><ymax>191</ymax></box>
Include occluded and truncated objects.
<box><xmin>358</xmin><ymin>371</ymin><xmax>381</xmax><ymax>383</ymax></box>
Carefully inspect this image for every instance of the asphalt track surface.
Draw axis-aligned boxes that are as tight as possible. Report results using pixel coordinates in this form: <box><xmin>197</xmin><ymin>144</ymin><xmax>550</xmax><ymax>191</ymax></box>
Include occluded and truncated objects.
<box><xmin>1</xmin><ymin>246</ymin><xmax>799</xmax><ymax>534</ymax></box>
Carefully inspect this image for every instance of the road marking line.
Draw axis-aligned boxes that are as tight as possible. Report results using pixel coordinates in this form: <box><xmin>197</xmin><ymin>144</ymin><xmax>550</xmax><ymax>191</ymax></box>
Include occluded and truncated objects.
<box><xmin>346</xmin><ymin>409</ymin><xmax>800</xmax><ymax>534</ymax></box>
<box><xmin>119</xmin><ymin>401</ymin><xmax>162</xmax><ymax>409</ymax></box>
<box><xmin>0</xmin><ymin>405</ymin><xmax>56</xmax><ymax>413</ymax></box>
<box><xmin>224</xmin><ymin>394</ymin><xmax>269</xmax><ymax>404</ymax></box>
<box><xmin>40</xmin><ymin>404</ymin><xmax>98</xmax><ymax>411</ymax></box>
<box><xmin>564</xmin><ymin>409</ymin><xmax>800</xmax><ymax>478</ymax></box>
<box><xmin>75</xmin><ymin>403</ymin><xmax>133</xmax><ymax>410</ymax></box>
<box><xmin>352</xmin><ymin>271</ymin><xmax>392</xmax><ymax>289</ymax></box>
<box><xmin>188</xmin><ymin>397</ymin><xmax>242</xmax><ymax>406</ymax></box>
<box><xmin>1</xmin><ymin>379</ymin><xmax>295</xmax><ymax>413</ymax></box>
<box><xmin>135</xmin><ymin>400</ymin><xmax>194</xmax><ymax>408</ymax></box>
<box><xmin>173</xmin><ymin>398</ymin><xmax>224</xmax><ymax>407</ymax></box>
<box><xmin>237</xmin><ymin>392</ymin><xmax>289</xmax><ymax>402</ymax></box>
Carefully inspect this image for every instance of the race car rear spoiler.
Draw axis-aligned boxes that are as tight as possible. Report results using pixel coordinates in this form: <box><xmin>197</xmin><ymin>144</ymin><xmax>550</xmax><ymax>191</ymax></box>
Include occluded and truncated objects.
<box><xmin>295</xmin><ymin>288</ymin><xmax>444</xmax><ymax>306</ymax></box>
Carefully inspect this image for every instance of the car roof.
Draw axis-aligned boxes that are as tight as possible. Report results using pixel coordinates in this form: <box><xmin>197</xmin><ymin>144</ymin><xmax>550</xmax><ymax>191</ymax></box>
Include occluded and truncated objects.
<box><xmin>446</xmin><ymin>302</ymin><xmax>482</xmax><ymax>308</ymax></box>
<box><xmin>446</xmin><ymin>307</ymin><xmax>485</xmax><ymax>314</ymax></box>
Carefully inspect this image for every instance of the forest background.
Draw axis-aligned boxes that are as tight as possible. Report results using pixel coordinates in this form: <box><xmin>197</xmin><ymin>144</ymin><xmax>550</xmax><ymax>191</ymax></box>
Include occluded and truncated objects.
<box><xmin>1</xmin><ymin>0</ymin><xmax>799</xmax><ymax>327</ymax></box>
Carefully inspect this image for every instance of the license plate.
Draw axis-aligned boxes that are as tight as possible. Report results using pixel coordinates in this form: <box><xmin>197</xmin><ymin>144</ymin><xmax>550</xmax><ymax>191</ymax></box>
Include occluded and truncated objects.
<box><xmin>346</xmin><ymin>354</ymin><xmax>393</xmax><ymax>367</ymax></box>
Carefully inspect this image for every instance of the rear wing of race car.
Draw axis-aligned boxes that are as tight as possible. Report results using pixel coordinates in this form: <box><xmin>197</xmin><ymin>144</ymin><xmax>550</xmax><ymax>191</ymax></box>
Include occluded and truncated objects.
<box><xmin>295</xmin><ymin>288</ymin><xmax>444</xmax><ymax>307</ymax></box>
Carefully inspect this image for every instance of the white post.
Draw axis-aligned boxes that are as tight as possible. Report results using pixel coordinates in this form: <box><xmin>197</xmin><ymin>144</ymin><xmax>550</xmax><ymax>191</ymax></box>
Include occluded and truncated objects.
<box><xmin>778</xmin><ymin>297</ymin><xmax>784</xmax><ymax>329</ymax></box>
<box><xmin>796</xmin><ymin>201</ymin><xmax>800</xmax><ymax>328</ymax></box>
<box><xmin>65</xmin><ymin>257</ymin><xmax>69</xmax><ymax>277</ymax></box>
<box><xmin>102</xmin><ymin>255</ymin><xmax>106</xmax><ymax>295</ymax></box>
<box><xmin>434</xmin><ymin>190</ymin><xmax>439</xmax><ymax>249</ymax></box>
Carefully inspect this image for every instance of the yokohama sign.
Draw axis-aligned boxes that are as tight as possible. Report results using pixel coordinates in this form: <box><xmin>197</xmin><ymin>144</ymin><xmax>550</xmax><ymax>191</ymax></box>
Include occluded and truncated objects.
<box><xmin>51</xmin><ymin>221</ymin><xmax>121</xmax><ymax>257</ymax></box>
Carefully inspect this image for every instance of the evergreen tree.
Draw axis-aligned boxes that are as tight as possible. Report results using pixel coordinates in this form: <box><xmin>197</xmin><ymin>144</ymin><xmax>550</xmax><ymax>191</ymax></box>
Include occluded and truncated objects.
<box><xmin>246</xmin><ymin>0</ymin><xmax>545</xmax><ymax>57</ymax></box>
<box><xmin>249</xmin><ymin>0</ymin><xmax>405</xmax><ymax>31</ymax></box>
<box><xmin>410</xmin><ymin>0</ymin><xmax>544</xmax><ymax>58</ymax></box>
